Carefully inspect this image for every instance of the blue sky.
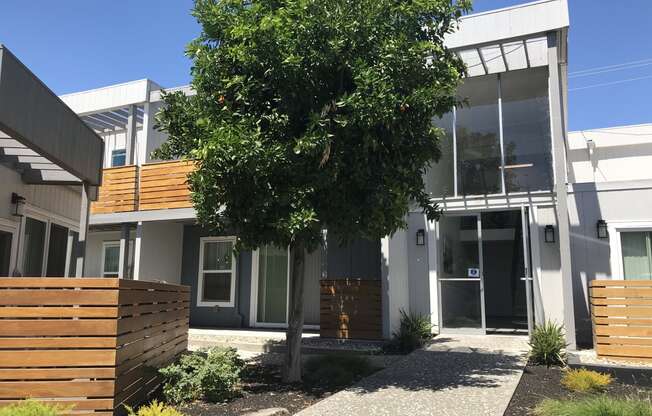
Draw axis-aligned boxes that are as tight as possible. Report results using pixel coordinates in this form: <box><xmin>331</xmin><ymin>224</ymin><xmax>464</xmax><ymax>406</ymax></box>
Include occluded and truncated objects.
<box><xmin>0</xmin><ymin>0</ymin><xmax>650</xmax><ymax>131</ymax></box>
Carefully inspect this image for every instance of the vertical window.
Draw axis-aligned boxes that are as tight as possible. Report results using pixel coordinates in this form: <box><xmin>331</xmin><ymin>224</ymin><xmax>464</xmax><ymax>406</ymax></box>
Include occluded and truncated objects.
<box><xmin>67</xmin><ymin>231</ymin><xmax>79</xmax><ymax>277</ymax></box>
<box><xmin>46</xmin><ymin>223</ymin><xmax>69</xmax><ymax>276</ymax></box>
<box><xmin>0</xmin><ymin>230</ymin><xmax>12</xmax><ymax>276</ymax></box>
<box><xmin>256</xmin><ymin>245</ymin><xmax>289</xmax><ymax>324</ymax></box>
<box><xmin>621</xmin><ymin>232</ymin><xmax>652</xmax><ymax>280</ymax></box>
<box><xmin>456</xmin><ymin>74</ymin><xmax>502</xmax><ymax>195</ymax></box>
<box><xmin>426</xmin><ymin>112</ymin><xmax>455</xmax><ymax>197</ymax></box>
<box><xmin>501</xmin><ymin>67</ymin><xmax>553</xmax><ymax>192</ymax></box>
<box><xmin>111</xmin><ymin>149</ymin><xmax>126</xmax><ymax>167</ymax></box>
<box><xmin>22</xmin><ymin>217</ymin><xmax>47</xmax><ymax>276</ymax></box>
<box><xmin>198</xmin><ymin>237</ymin><xmax>236</xmax><ymax>306</ymax></box>
<box><xmin>102</xmin><ymin>242</ymin><xmax>120</xmax><ymax>277</ymax></box>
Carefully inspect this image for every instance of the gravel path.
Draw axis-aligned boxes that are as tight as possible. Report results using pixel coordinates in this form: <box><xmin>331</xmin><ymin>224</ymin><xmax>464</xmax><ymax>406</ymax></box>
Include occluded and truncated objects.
<box><xmin>296</xmin><ymin>335</ymin><xmax>529</xmax><ymax>416</ymax></box>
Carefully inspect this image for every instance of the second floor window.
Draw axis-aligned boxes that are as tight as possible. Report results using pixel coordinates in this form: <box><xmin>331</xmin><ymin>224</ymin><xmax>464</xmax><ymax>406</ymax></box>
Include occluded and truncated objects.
<box><xmin>111</xmin><ymin>149</ymin><xmax>126</xmax><ymax>167</ymax></box>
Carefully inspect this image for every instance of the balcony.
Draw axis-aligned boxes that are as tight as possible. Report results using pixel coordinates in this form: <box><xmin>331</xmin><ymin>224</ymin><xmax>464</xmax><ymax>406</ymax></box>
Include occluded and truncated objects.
<box><xmin>91</xmin><ymin>160</ymin><xmax>195</xmax><ymax>215</ymax></box>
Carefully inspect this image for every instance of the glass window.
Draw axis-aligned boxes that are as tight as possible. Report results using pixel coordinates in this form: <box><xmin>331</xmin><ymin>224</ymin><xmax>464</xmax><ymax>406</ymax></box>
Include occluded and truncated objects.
<box><xmin>257</xmin><ymin>245</ymin><xmax>289</xmax><ymax>324</ymax></box>
<box><xmin>67</xmin><ymin>231</ymin><xmax>79</xmax><ymax>277</ymax></box>
<box><xmin>199</xmin><ymin>238</ymin><xmax>236</xmax><ymax>305</ymax></box>
<box><xmin>621</xmin><ymin>232</ymin><xmax>652</xmax><ymax>280</ymax></box>
<box><xmin>22</xmin><ymin>217</ymin><xmax>46</xmax><ymax>276</ymax></box>
<box><xmin>0</xmin><ymin>230</ymin><xmax>11</xmax><ymax>276</ymax></box>
<box><xmin>46</xmin><ymin>223</ymin><xmax>69</xmax><ymax>276</ymax></box>
<box><xmin>501</xmin><ymin>68</ymin><xmax>553</xmax><ymax>192</ymax></box>
<box><xmin>426</xmin><ymin>112</ymin><xmax>455</xmax><ymax>197</ymax></box>
<box><xmin>102</xmin><ymin>242</ymin><xmax>120</xmax><ymax>277</ymax></box>
<box><xmin>111</xmin><ymin>149</ymin><xmax>126</xmax><ymax>167</ymax></box>
<box><xmin>456</xmin><ymin>75</ymin><xmax>502</xmax><ymax>195</ymax></box>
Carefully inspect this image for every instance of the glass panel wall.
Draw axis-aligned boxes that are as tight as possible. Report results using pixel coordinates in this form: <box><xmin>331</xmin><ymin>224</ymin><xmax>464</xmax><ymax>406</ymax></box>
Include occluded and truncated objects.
<box><xmin>456</xmin><ymin>75</ymin><xmax>502</xmax><ymax>195</ymax></box>
<box><xmin>501</xmin><ymin>67</ymin><xmax>553</xmax><ymax>192</ymax></box>
<box><xmin>426</xmin><ymin>68</ymin><xmax>553</xmax><ymax>198</ymax></box>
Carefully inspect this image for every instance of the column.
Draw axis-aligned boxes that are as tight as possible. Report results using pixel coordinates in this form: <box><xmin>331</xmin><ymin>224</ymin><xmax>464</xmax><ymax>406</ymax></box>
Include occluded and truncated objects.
<box><xmin>74</xmin><ymin>182</ymin><xmax>91</xmax><ymax>277</ymax></box>
<box><xmin>118</xmin><ymin>223</ymin><xmax>130</xmax><ymax>279</ymax></box>
<box><xmin>380</xmin><ymin>228</ymin><xmax>410</xmax><ymax>339</ymax></box>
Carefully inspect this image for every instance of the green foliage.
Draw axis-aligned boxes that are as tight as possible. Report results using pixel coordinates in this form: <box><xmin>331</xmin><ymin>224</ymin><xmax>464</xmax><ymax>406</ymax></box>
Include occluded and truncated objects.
<box><xmin>561</xmin><ymin>368</ymin><xmax>613</xmax><ymax>393</ymax></box>
<box><xmin>534</xmin><ymin>396</ymin><xmax>652</xmax><ymax>416</ymax></box>
<box><xmin>125</xmin><ymin>401</ymin><xmax>184</xmax><ymax>416</ymax></box>
<box><xmin>529</xmin><ymin>321</ymin><xmax>567</xmax><ymax>366</ymax></box>
<box><xmin>0</xmin><ymin>400</ymin><xmax>70</xmax><ymax>416</ymax></box>
<box><xmin>154</xmin><ymin>0</ymin><xmax>470</xmax><ymax>252</ymax></box>
<box><xmin>159</xmin><ymin>347</ymin><xmax>245</xmax><ymax>404</ymax></box>
<box><xmin>386</xmin><ymin>309</ymin><xmax>432</xmax><ymax>353</ymax></box>
<box><xmin>303</xmin><ymin>354</ymin><xmax>376</xmax><ymax>388</ymax></box>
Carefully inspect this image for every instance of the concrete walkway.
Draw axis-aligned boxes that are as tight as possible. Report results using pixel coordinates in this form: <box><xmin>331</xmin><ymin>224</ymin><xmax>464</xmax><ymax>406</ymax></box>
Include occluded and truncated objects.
<box><xmin>296</xmin><ymin>334</ymin><xmax>529</xmax><ymax>416</ymax></box>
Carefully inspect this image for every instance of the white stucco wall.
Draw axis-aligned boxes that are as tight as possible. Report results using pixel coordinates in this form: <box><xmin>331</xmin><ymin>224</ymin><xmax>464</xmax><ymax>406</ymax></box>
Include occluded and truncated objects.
<box><xmin>381</xmin><ymin>228</ymin><xmax>410</xmax><ymax>338</ymax></box>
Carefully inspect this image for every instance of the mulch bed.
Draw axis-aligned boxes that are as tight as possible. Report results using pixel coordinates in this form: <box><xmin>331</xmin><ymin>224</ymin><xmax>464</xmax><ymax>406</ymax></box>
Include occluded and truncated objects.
<box><xmin>504</xmin><ymin>363</ymin><xmax>652</xmax><ymax>416</ymax></box>
<box><xmin>175</xmin><ymin>362</ymin><xmax>342</xmax><ymax>416</ymax></box>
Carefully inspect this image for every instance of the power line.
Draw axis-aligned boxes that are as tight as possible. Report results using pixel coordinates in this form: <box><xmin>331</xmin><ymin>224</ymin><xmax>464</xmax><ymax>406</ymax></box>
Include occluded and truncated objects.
<box><xmin>569</xmin><ymin>57</ymin><xmax>652</xmax><ymax>75</ymax></box>
<box><xmin>569</xmin><ymin>74</ymin><xmax>652</xmax><ymax>91</ymax></box>
<box><xmin>569</xmin><ymin>61</ymin><xmax>652</xmax><ymax>78</ymax></box>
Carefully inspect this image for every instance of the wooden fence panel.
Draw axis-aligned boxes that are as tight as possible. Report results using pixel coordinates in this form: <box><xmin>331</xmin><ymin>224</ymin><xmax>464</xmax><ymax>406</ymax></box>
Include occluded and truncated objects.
<box><xmin>590</xmin><ymin>279</ymin><xmax>652</xmax><ymax>362</ymax></box>
<box><xmin>320</xmin><ymin>279</ymin><xmax>382</xmax><ymax>340</ymax></box>
<box><xmin>91</xmin><ymin>166</ymin><xmax>138</xmax><ymax>214</ymax></box>
<box><xmin>0</xmin><ymin>278</ymin><xmax>189</xmax><ymax>415</ymax></box>
<box><xmin>138</xmin><ymin>160</ymin><xmax>194</xmax><ymax>211</ymax></box>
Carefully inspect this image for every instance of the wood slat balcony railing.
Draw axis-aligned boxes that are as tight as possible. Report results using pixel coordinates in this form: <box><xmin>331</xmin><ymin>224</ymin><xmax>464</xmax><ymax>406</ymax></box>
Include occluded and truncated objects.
<box><xmin>91</xmin><ymin>166</ymin><xmax>138</xmax><ymax>214</ymax></box>
<box><xmin>90</xmin><ymin>160</ymin><xmax>195</xmax><ymax>215</ymax></box>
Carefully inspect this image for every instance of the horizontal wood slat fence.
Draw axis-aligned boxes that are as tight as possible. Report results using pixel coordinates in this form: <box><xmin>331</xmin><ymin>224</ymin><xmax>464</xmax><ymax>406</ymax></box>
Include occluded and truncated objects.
<box><xmin>91</xmin><ymin>160</ymin><xmax>195</xmax><ymax>215</ymax></box>
<box><xmin>590</xmin><ymin>279</ymin><xmax>652</xmax><ymax>362</ymax></box>
<box><xmin>0</xmin><ymin>278</ymin><xmax>190</xmax><ymax>415</ymax></box>
<box><xmin>91</xmin><ymin>166</ymin><xmax>138</xmax><ymax>214</ymax></box>
<box><xmin>320</xmin><ymin>279</ymin><xmax>382</xmax><ymax>340</ymax></box>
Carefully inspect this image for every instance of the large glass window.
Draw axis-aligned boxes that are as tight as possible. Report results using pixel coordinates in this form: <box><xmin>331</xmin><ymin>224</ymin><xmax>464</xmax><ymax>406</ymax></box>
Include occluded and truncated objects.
<box><xmin>0</xmin><ymin>230</ymin><xmax>11</xmax><ymax>276</ymax></box>
<box><xmin>46</xmin><ymin>223</ymin><xmax>69</xmax><ymax>276</ymax></box>
<box><xmin>102</xmin><ymin>242</ymin><xmax>120</xmax><ymax>277</ymax></box>
<box><xmin>198</xmin><ymin>237</ymin><xmax>236</xmax><ymax>306</ymax></box>
<box><xmin>501</xmin><ymin>68</ymin><xmax>553</xmax><ymax>192</ymax></box>
<box><xmin>22</xmin><ymin>217</ymin><xmax>46</xmax><ymax>276</ymax></box>
<box><xmin>256</xmin><ymin>245</ymin><xmax>289</xmax><ymax>324</ymax></box>
<box><xmin>426</xmin><ymin>112</ymin><xmax>455</xmax><ymax>197</ymax></box>
<box><xmin>621</xmin><ymin>232</ymin><xmax>652</xmax><ymax>280</ymax></box>
<box><xmin>456</xmin><ymin>74</ymin><xmax>502</xmax><ymax>195</ymax></box>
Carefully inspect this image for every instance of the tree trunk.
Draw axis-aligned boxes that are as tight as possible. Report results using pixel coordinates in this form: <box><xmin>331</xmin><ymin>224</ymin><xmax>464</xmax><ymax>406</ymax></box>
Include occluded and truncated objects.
<box><xmin>283</xmin><ymin>240</ymin><xmax>306</xmax><ymax>383</ymax></box>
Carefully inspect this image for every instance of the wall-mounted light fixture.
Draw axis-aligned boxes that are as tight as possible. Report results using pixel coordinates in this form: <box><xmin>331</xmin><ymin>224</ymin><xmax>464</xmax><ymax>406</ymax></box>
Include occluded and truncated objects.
<box><xmin>544</xmin><ymin>225</ymin><xmax>555</xmax><ymax>243</ymax></box>
<box><xmin>10</xmin><ymin>193</ymin><xmax>25</xmax><ymax>217</ymax></box>
<box><xmin>596</xmin><ymin>219</ymin><xmax>608</xmax><ymax>239</ymax></box>
<box><xmin>416</xmin><ymin>229</ymin><xmax>425</xmax><ymax>246</ymax></box>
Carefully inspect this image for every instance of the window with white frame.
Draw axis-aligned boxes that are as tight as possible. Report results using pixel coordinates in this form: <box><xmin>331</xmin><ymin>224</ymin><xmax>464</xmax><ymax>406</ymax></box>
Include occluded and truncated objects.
<box><xmin>111</xmin><ymin>149</ymin><xmax>126</xmax><ymax>167</ymax></box>
<box><xmin>198</xmin><ymin>237</ymin><xmax>236</xmax><ymax>307</ymax></box>
<box><xmin>102</xmin><ymin>242</ymin><xmax>120</xmax><ymax>277</ymax></box>
<box><xmin>621</xmin><ymin>231</ymin><xmax>652</xmax><ymax>280</ymax></box>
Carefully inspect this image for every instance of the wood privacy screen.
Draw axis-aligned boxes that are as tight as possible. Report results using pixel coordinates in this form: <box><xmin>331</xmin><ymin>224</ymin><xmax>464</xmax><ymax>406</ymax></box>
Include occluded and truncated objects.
<box><xmin>320</xmin><ymin>279</ymin><xmax>382</xmax><ymax>340</ymax></box>
<box><xmin>139</xmin><ymin>160</ymin><xmax>194</xmax><ymax>211</ymax></box>
<box><xmin>0</xmin><ymin>278</ymin><xmax>190</xmax><ymax>415</ymax></box>
<box><xmin>590</xmin><ymin>279</ymin><xmax>652</xmax><ymax>362</ymax></box>
<box><xmin>91</xmin><ymin>166</ymin><xmax>138</xmax><ymax>214</ymax></box>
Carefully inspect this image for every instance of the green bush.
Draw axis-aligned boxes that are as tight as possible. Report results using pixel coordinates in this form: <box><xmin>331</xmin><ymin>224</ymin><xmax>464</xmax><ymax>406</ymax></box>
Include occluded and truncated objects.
<box><xmin>534</xmin><ymin>396</ymin><xmax>652</xmax><ymax>416</ymax></box>
<box><xmin>561</xmin><ymin>368</ymin><xmax>612</xmax><ymax>393</ymax></box>
<box><xmin>159</xmin><ymin>347</ymin><xmax>244</xmax><ymax>404</ymax></box>
<box><xmin>304</xmin><ymin>354</ymin><xmax>376</xmax><ymax>388</ymax></box>
<box><xmin>0</xmin><ymin>400</ymin><xmax>70</xmax><ymax>416</ymax></box>
<box><xmin>386</xmin><ymin>309</ymin><xmax>432</xmax><ymax>353</ymax></box>
<box><xmin>125</xmin><ymin>400</ymin><xmax>184</xmax><ymax>416</ymax></box>
<box><xmin>529</xmin><ymin>321</ymin><xmax>567</xmax><ymax>366</ymax></box>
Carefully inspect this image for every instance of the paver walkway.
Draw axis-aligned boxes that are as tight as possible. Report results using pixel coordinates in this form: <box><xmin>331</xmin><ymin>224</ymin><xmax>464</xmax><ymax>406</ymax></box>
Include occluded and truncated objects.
<box><xmin>296</xmin><ymin>334</ymin><xmax>529</xmax><ymax>416</ymax></box>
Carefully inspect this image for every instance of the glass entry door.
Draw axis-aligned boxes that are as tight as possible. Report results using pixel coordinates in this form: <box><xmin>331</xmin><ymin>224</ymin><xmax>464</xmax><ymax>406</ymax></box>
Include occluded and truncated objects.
<box><xmin>438</xmin><ymin>214</ymin><xmax>485</xmax><ymax>333</ymax></box>
<box><xmin>255</xmin><ymin>245</ymin><xmax>289</xmax><ymax>326</ymax></box>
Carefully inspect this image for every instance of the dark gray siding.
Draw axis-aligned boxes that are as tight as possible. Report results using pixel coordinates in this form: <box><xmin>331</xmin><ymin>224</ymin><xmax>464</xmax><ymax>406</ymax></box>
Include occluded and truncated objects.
<box><xmin>181</xmin><ymin>225</ymin><xmax>252</xmax><ymax>328</ymax></box>
<box><xmin>326</xmin><ymin>235</ymin><xmax>381</xmax><ymax>280</ymax></box>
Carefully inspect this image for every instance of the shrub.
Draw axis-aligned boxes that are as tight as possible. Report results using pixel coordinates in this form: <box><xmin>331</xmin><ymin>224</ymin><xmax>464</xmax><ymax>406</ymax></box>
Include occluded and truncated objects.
<box><xmin>125</xmin><ymin>400</ymin><xmax>184</xmax><ymax>416</ymax></box>
<box><xmin>0</xmin><ymin>400</ymin><xmax>70</xmax><ymax>416</ymax></box>
<box><xmin>534</xmin><ymin>396</ymin><xmax>652</xmax><ymax>416</ymax></box>
<box><xmin>561</xmin><ymin>368</ymin><xmax>612</xmax><ymax>393</ymax></box>
<box><xmin>304</xmin><ymin>354</ymin><xmax>376</xmax><ymax>388</ymax></box>
<box><xmin>386</xmin><ymin>309</ymin><xmax>432</xmax><ymax>353</ymax></box>
<box><xmin>159</xmin><ymin>347</ymin><xmax>244</xmax><ymax>404</ymax></box>
<box><xmin>529</xmin><ymin>321</ymin><xmax>567</xmax><ymax>366</ymax></box>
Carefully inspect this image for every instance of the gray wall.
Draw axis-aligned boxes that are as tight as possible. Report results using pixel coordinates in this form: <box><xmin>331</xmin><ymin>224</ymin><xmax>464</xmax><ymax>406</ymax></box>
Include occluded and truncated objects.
<box><xmin>327</xmin><ymin>235</ymin><xmax>381</xmax><ymax>280</ymax></box>
<box><xmin>181</xmin><ymin>225</ymin><xmax>252</xmax><ymax>328</ymax></box>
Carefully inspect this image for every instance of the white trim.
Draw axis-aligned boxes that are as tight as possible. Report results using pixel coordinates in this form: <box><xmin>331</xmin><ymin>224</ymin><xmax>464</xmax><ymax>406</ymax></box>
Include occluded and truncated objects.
<box><xmin>250</xmin><ymin>245</ymin><xmax>291</xmax><ymax>328</ymax></box>
<box><xmin>608</xmin><ymin>221</ymin><xmax>652</xmax><ymax>280</ymax></box>
<box><xmin>101</xmin><ymin>241</ymin><xmax>120</xmax><ymax>277</ymax></box>
<box><xmin>197</xmin><ymin>236</ymin><xmax>237</xmax><ymax>308</ymax></box>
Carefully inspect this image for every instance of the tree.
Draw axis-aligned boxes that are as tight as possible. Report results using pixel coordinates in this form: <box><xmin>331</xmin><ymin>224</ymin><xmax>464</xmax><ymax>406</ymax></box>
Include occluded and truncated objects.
<box><xmin>154</xmin><ymin>0</ymin><xmax>469</xmax><ymax>382</ymax></box>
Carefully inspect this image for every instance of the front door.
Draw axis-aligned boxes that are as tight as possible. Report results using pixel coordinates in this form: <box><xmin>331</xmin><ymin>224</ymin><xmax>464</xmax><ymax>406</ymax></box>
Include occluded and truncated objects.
<box><xmin>438</xmin><ymin>214</ymin><xmax>485</xmax><ymax>334</ymax></box>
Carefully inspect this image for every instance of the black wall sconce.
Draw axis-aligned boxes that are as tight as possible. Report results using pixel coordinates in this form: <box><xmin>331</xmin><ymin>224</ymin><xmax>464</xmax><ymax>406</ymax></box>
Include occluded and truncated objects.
<box><xmin>416</xmin><ymin>229</ymin><xmax>425</xmax><ymax>246</ymax></box>
<box><xmin>597</xmin><ymin>219</ymin><xmax>608</xmax><ymax>239</ymax></box>
<box><xmin>544</xmin><ymin>225</ymin><xmax>555</xmax><ymax>243</ymax></box>
<box><xmin>11</xmin><ymin>193</ymin><xmax>25</xmax><ymax>217</ymax></box>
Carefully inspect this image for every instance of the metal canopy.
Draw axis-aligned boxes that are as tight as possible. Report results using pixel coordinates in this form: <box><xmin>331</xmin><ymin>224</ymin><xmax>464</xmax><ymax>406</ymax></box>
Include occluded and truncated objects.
<box><xmin>0</xmin><ymin>45</ymin><xmax>103</xmax><ymax>185</ymax></box>
<box><xmin>81</xmin><ymin>106</ymin><xmax>144</xmax><ymax>133</ymax></box>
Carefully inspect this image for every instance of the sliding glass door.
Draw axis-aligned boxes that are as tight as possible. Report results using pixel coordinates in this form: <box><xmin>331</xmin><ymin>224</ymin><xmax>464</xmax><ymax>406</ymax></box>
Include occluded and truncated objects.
<box><xmin>256</xmin><ymin>245</ymin><xmax>289</xmax><ymax>325</ymax></box>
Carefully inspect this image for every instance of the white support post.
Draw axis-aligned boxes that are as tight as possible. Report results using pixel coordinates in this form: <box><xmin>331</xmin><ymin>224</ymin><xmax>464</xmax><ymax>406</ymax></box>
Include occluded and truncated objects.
<box><xmin>118</xmin><ymin>224</ymin><xmax>130</xmax><ymax>279</ymax></box>
<box><xmin>132</xmin><ymin>221</ymin><xmax>143</xmax><ymax>280</ymax></box>
<box><xmin>548</xmin><ymin>31</ymin><xmax>576</xmax><ymax>350</ymax></box>
<box><xmin>380</xmin><ymin>228</ymin><xmax>410</xmax><ymax>339</ymax></box>
<box><xmin>74</xmin><ymin>182</ymin><xmax>91</xmax><ymax>277</ymax></box>
<box><xmin>125</xmin><ymin>104</ymin><xmax>138</xmax><ymax>165</ymax></box>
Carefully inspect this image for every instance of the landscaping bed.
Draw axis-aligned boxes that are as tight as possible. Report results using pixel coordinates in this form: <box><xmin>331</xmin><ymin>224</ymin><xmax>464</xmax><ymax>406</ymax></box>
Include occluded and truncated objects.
<box><xmin>504</xmin><ymin>363</ymin><xmax>652</xmax><ymax>416</ymax></box>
